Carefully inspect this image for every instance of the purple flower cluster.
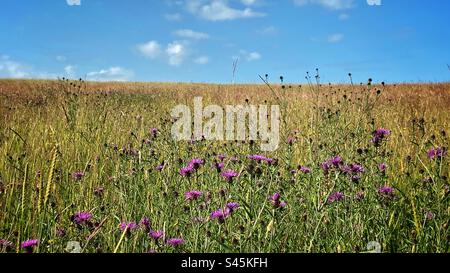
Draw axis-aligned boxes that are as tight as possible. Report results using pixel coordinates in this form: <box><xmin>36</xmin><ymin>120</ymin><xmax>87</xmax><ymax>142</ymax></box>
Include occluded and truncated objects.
<box><xmin>72</xmin><ymin>211</ymin><xmax>92</xmax><ymax>225</ymax></box>
<box><xmin>72</xmin><ymin>171</ymin><xmax>85</xmax><ymax>180</ymax></box>
<box><xmin>298</xmin><ymin>166</ymin><xmax>311</xmax><ymax>174</ymax></box>
<box><xmin>321</xmin><ymin>156</ymin><xmax>343</xmax><ymax>174</ymax></box>
<box><xmin>269</xmin><ymin>193</ymin><xmax>287</xmax><ymax>209</ymax></box>
<box><xmin>185</xmin><ymin>190</ymin><xmax>203</xmax><ymax>200</ymax></box>
<box><xmin>21</xmin><ymin>239</ymin><xmax>38</xmax><ymax>253</ymax></box>
<box><xmin>149</xmin><ymin>230</ymin><xmax>164</xmax><ymax>240</ymax></box>
<box><xmin>166</xmin><ymin>238</ymin><xmax>184</xmax><ymax>247</ymax></box>
<box><xmin>213</xmin><ymin>162</ymin><xmax>225</xmax><ymax>173</ymax></box>
<box><xmin>155</xmin><ymin>164</ymin><xmax>165</xmax><ymax>172</ymax></box>
<box><xmin>378</xmin><ymin>186</ymin><xmax>395</xmax><ymax>197</ymax></box>
<box><xmin>119</xmin><ymin>221</ymin><xmax>139</xmax><ymax>231</ymax></box>
<box><xmin>341</xmin><ymin>163</ymin><xmax>364</xmax><ymax>182</ymax></box>
<box><xmin>328</xmin><ymin>192</ymin><xmax>344</xmax><ymax>204</ymax></box>
<box><xmin>371</xmin><ymin>128</ymin><xmax>391</xmax><ymax>146</ymax></box>
<box><xmin>210</xmin><ymin>202</ymin><xmax>240</xmax><ymax>221</ymax></box>
<box><xmin>427</xmin><ymin>147</ymin><xmax>447</xmax><ymax>160</ymax></box>
<box><xmin>179</xmin><ymin>158</ymin><xmax>205</xmax><ymax>177</ymax></box>
<box><xmin>221</xmin><ymin>170</ymin><xmax>239</xmax><ymax>181</ymax></box>
<box><xmin>248</xmin><ymin>155</ymin><xmax>273</xmax><ymax>163</ymax></box>
<box><xmin>140</xmin><ymin>217</ymin><xmax>151</xmax><ymax>232</ymax></box>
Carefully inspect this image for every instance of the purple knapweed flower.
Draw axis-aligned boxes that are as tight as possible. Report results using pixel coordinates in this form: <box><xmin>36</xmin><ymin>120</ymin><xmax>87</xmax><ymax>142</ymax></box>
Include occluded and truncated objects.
<box><xmin>427</xmin><ymin>147</ymin><xmax>447</xmax><ymax>160</ymax></box>
<box><xmin>166</xmin><ymin>238</ymin><xmax>184</xmax><ymax>247</ymax></box>
<box><xmin>72</xmin><ymin>211</ymin><xmax>92</xmax><ymax>225</ymax></box>
<box><xmin>221</xmin><ymin>170</ymin><xmax>239</xmax><ymax>181</ymax></box>
<box><xmin>217</xmin><ymin>154</ymin><xmax>227</xmax><ymax>161</ymax></box>
<box><xmin>21</xmin><ymin>239</ymin><xmax>38</xmax><ymax>253</ymax></box>
<box><xmin>299</xmin><ymin>166</ymin><xmax>311</xmax><ymax>174</ymax></box>
<box><xmin>248</xmin><ymin>155</ymin><xmax>273</xmax><ymax>163</ymax></box>
<box><xmin>321</xmin><ymin>156</ymin><xmax>344</xmax><ymax>174</ymax></box>
<box><xmin>378</xmin><ymin>186</ymin><xmax>395</xmax><ymax>197</ymax></box>
<box><xmin>185</xmin><ymin>190</ymin><xmax>203</xmax><ymax>200</ymax></box>
<box><xmin>213</xmin><ymin>162</ymin><xmax>225</xmax><ymax>172</ymax></box>
<box><xmin>155</xmin><ymin>164</ymin><xmax>165</xmax><ymax>172</ymax></box>
<box><xmin>269</xmin><ymin>193</ymin><xmax>287</xmax><ymax>209</ymax></box>
<box><xmin>210</xmin><ymin>209</ymin><xmax>229</xmax><ymax>221</ymax></box>
<box><xmin>226</xmin><ymin>202</ymin><xmax>240</xmax><ymax>213</ymax></box>
<box><xmin>189</xmin><ymin>158</ymin><xmax>205</xmax><ymax>169</ymax></box>
<box><xmin>150</xmin><ymin>128</ymin><xmax>158</xmax><ymax>137</ymax></box>
<box><xmin>140</xmin><ymin>217</ymin><xmax>151</xmax><ymax>231</ymax></box>
<box><xmin>149</xmin><ymin>230</ymin><xmax>164</xmax><ymax>240</ymax></box>
<box><xmin>119</xmin><ymin>221</ymin><xmax>138</xmax><ymax>231</ymax></box>
<box><xmin>179</xmin><ymin>166</ymin><xmax>194</xmax><ymax>177</ymax></box>
<box><xmin>379</xmin><ymin>163</ymin><xmax>387</xmax><ymax>173</ymax></box>
<box><xmin>330</xmin><ymin>156</ymin><xmax>343</xmax><ymax>166</ymax></box>
<box><xmin>372</xmin><ymin>128</ymin><xmax>391</xmax><ymax>146</ymax></box>
<box><xmin>72</xmin><ymin>171</ymin><xmax>85</xmax><ymax>180</ymax></box>
<box><xmin>328</xmin><ymin>192</ymin><xmax>344</xmax><ymax>204</ymax></box>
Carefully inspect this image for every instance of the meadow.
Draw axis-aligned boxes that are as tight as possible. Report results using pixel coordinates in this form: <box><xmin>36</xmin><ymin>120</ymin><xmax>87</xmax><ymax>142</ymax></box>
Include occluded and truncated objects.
<box><xmin>0</xmin><ymin>77</ymin><xmax>449</xmax><ymax>253</ymax></box>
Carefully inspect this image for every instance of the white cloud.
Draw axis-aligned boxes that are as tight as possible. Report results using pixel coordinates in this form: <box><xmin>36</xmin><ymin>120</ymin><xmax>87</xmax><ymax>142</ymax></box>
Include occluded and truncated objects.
<box><xmin>241</xmin><ymin>0</ymin><xmax>258</xmax><ymax>5</ymax></box>
<box><xmin>238</xmin><ymin>50</ymin><xmax>261</xmax><ymax>61</ymax></box>
<box><xmin>86</xmin><ymin>67</ymin><xmax>133</xmax><ymax>82</ymax></box>
<box><xmin>187</xmin><ymin>0</ymin><xmax>266</xmax><ymax>21</ymax></box>
<box><xmin>194</xmin><ymin>56</ymin><xmax>210</xmax><ymax>64</ymax></box>
<box><xmin>0</xmin><ymin>55</ymin><xmax>60</xmax><ymax>79</ymax></box>
<box><xmin>137</xmin><ymin>41</ymin><xmax>162</xmax><ymax>59</ymax></box>
<box><xmin>165</xmin><ymin>13</ymin><xmax>182</xmax><ymax>21</ymax></box>
<box><xmin>166</xmin><ymin>42</ymin><xmax>187</xmax><ymax>66</ymax></box>
<box><xmin>64</xmin><ymin>65</ymin><xmax>76</xmax><ymax>78</ymax></box>
<box><xmin>293</xmin><ymin>0</ymin><xmax>355</xmax><ymax>10</ymax></box>
<box><xmin>0</xmin><ymin>55</ymin><xmax>29</xmax><ymax>78</ymax></box>
<box><xmin>66</xmin><ymin>0</ymin><xmax>81</xmax><ymax>6</ymax></box>
<box><xmin>328</xmin><ymin>33</ymin><xmax>344</xmax><ymax>43</ymax></box>
<box><xmin>174</xmin><ymin>29</ymin><xmax>210</xmax><ymax>40</ymax></box>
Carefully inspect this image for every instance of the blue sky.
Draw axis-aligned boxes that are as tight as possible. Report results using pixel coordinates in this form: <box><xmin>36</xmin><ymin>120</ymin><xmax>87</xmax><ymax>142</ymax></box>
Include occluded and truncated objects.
<box><xmin>0</xmin><ymin>0</ymin><xmax>449</xmax><ymax>83</ymax></box>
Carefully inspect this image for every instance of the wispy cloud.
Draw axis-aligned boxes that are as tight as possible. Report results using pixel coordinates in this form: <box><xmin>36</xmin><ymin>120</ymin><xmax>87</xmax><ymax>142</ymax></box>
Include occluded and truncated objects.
<box><xmin>64</xmin><ymin>65</ymin><xmax>76</xmax><ymax>78</ymax></box>
<box><xmin>0</xmin><ymin>55</ymin><xmax>29</xmax><ymax>78</ymax></box>
<box><xmin>0</xmin><ymin>55</ymin><xmax>61</xmax><ymax>79</ymax></box>
<box><xmin>137</xmin><ymin>40</ymin><xmax>190</xmax><ymax>67</ymax></box>
<box><xmin>166</xmin><ymin>41</ymin><xmax>187</xmax><ymax>66</ymax></box>
<box><xmin>86</xmin><ymin>67</ymin><xmax>133</xmax><ymax>82</ymax></box>
<box><xmin>66</xmin><ymin>0</ymin><xmax>81</xmax><ymax>6</ymax></box>
<box><xmin>328</xmin><ymin>33</ymin><xmax>344</xmax><ymax>43</ymax></box>
<box><xmin>186</xmin><ymin>0</ymin><xmax>265</xmax><ymax>21</ymax></box>
<box><xmin>293</xmin><ymin>0</ymin><xmax>355</xmax><ymax>10</ymax></box>
<box><xmin>194</xmin><ymin>56</ymin><xmax>210</xmax><ymax>64</ymax></box>
<box><xmin>137</xmin><ymin>41</ymin><xmax>162</xmax><ymax>59</ymax></box>
<box><xmin>237</xmin><ymin>50</ymin><xmax>261</xmax><ymax>61</ymax></box>
<box><xmin>174</xmin><ymin>29</ymin><xmax>210</xmax><ymax>40</ymax></box>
